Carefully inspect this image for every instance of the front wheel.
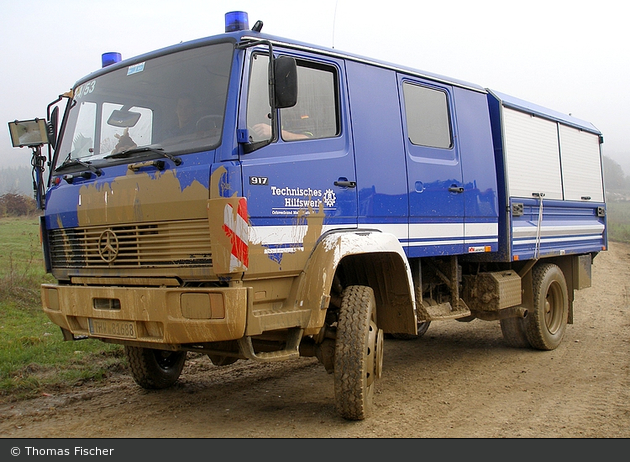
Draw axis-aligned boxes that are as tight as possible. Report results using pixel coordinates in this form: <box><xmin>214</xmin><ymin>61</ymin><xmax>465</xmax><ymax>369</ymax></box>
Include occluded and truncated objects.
<box><xmin>524</xmin><ymin>263</ymin><xmax>569</xmax><ymax>350</ymax></box>
<box><xmin>125</xmin><ymin>346</ymin><xmax>187</xmax><ymax>389</ymax></box>
<box><xmin>334</xmin><ymin>285</ymin><xmax>383</xmax><ymax>421</ymax></box>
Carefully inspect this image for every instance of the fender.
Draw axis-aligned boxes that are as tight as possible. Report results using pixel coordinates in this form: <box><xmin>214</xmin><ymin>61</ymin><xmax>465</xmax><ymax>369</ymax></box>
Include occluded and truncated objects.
<box><xmin>296</xmin><ymin>229</ymin><xmax>418</xmax><ymax>336</ymax></box>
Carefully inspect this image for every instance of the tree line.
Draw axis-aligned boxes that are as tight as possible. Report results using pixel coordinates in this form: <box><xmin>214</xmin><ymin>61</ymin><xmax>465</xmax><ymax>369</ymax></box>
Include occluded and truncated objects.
<box><xmin>602</xmin><ymin>156</ymin><xmax>630</xmax><ymax>192</ymax></box>
<box><xmin>0</xmin><ymin>166</ymin><xmax>33</xmax><ymax>197</ymax></box>
<box><xmin>0</xmin><ymin>193</ymin><xmax>37</xmax><ymax>217</ymax></box>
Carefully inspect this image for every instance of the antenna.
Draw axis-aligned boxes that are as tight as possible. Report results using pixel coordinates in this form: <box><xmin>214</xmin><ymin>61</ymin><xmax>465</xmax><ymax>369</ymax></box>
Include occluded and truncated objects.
<box><xmin>332</xmin><ymin>0</ymin><xmax>339</xmax><ymax>48</ymax></box>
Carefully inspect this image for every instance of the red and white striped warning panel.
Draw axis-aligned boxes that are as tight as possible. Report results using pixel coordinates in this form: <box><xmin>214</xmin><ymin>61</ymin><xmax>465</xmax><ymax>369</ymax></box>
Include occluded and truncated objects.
<box><xmin>222</xmin><ymin>198</ymin><xmax>249</xmax><ymax>272</ymax></box>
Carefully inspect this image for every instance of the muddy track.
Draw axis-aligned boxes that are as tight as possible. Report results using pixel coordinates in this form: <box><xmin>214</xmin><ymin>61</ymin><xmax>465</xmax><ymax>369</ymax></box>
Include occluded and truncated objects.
<box><xmin>1</xmin><ymin>243</ymin><xmax>629</xmax><ymax>438</ymax></box>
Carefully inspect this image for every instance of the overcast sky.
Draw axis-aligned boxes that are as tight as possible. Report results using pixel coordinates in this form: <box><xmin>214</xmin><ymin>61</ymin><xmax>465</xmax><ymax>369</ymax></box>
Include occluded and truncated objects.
<box><xmin>2</xmin><ymin>0</ymin><xmax>628</xmax><ymax>172</ymax></box>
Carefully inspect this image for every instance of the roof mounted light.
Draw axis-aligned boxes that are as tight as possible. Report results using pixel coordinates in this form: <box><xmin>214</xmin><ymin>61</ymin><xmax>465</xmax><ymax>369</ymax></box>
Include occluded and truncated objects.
<box><xmin>102</xmin><ymin>52</ymin><xmax>122</xmax><ymax>68</ymax></box>
<box><xmin>225</xmin><ymin>11</ymin><xmax>248</xmax><ymax>32</ymax></box>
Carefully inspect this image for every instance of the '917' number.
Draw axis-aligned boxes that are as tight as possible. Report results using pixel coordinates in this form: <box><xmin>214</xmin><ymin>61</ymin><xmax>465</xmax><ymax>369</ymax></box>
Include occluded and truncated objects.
<box><xmin>249</xmin><ymin>176</ymin><xmax>268</xmax><ymax>185</ymax></box>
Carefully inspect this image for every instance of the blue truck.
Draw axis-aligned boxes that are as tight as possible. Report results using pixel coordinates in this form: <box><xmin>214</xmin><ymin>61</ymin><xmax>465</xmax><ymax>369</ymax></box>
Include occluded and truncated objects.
<box><xmin>9</xmin><ymin>11</ymin><xmax>606</xmax><ymax>420</ymax></box>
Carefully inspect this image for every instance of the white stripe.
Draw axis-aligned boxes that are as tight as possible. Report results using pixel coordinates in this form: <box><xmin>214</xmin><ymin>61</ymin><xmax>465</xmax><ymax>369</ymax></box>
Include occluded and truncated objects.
<box><xmin>229</xmin><ymin>254</ymin><xmax>240</xmax><ymax>272</ymax></box>
<box><xmin>465</xmin><ymin>222</ymin><xmax>499</xmax><ymax>237</ymax></box>
<box><xmin>513</xmin><ymin>223</ymin><xmax>605</xmax><ymax>238</ymax></box>
<box><xmin>409</xmin><ymin>222</ymin><xmax>464</xmax><ymax>239</ymax></box>
<box><xmin>514</xmin><ymin>234</ymin><xmax>604</xmax><ymax>245</ymax></box>
<box><xmin>465</xmin><ymin>237</ymin><xmax>498</xmax><ymax>245</ymax></box>
<box><xmin>250</xmin><ymin>224</ymin><xmax>354</xmax><ymax>246</ymax></box>
<box><xmin>235</xmin><ymin>212</ymin><xmax>248</xmax><ymax>242</ymax></box>
<box><xmin>368</xmin><ymin>223</ymin><xmax>407</xmax><ymax>238</ymax></box>
<box><xmin>250</xmin><ymin>222</ymin><xmax>499</xmax><ymax>246</ymax></box>
<box><xmin>408</xmin><ymin>239</ymin><xmax>463</xmax><ymax>247</ymax></box>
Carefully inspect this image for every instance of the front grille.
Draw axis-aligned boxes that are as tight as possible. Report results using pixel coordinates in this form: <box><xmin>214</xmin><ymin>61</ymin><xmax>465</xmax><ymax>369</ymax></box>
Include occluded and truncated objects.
<box><xmin>49</xmin><ymin>219</ymin><xmax>212</xmax><ymax>268</ymax></box>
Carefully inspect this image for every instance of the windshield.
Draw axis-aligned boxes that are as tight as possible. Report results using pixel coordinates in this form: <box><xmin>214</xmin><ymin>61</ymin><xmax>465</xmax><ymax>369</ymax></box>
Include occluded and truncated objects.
<box><xmin>55</xmin><ymin>42</ymin><xmax>233</xmax><ymax>168</ymax></box>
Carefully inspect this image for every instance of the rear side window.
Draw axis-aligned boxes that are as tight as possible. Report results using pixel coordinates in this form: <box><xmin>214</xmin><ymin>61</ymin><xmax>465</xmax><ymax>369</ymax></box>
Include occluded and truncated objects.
<box><xmin>403</xmin><ymin>82</ymin><xmax>452</xmax><ymax>149</ymax></box>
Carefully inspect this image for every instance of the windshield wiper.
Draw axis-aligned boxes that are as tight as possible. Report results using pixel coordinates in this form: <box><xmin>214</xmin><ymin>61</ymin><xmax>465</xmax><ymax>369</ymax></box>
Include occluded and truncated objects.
<box><xmin>105</xmin><ymin>146</ymin><xmax>182</xmax><ymax>166</ymax></box>
<box><xmin>56</xmin><ymin>156</ymin><xmax>102</xmax><ymax>176</ymax></box>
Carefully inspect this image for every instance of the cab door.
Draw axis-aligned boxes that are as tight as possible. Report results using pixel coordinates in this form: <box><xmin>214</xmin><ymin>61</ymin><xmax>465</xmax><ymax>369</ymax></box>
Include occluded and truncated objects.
<box><xmin>239</xmin><ymin>49</ymin><xmax>357</xmax><ymax>274</ymax></box>
<box><xmin>400</xmin><ymin>77</ymin><xmax>465</xmax><ymax>257</ymax></box>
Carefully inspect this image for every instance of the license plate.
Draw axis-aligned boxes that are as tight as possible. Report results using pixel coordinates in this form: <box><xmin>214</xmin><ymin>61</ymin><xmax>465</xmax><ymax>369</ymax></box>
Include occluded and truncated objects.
<box><xmin>88</xmin><ymin>319</ymin><xmax>137</xmax><ymax>339</ymax></box>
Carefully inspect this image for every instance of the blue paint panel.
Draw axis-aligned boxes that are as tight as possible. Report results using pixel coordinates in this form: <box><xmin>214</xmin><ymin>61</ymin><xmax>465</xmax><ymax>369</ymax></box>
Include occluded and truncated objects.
<box><xmin>44</xmin><ymin>152</ymin><xmax>215</xmax><ymax>231</ymax></box>
<box><xmin>240</xmin><ymin>48</ymin><xmax>357</xmax><ymax>233</ymax></box>
<box><xmin>400</xmin><ymin>76</ymin><xmax>464</xmax><ymax>255</ymax></box>
<box><xmin>486</xmin><ymin>92</ymin><xmax>510</xmax><ymax>261</ymax></box>
<box><xmin>452</xmin><ymin>88</ymin><xmax>499</xmax><ymax>221</ymax></box>
<box><xmin>44</xmin><ymin>184</ymin><xmax>81</xmax><ymax>229</ymax></box>
<box><xmin>406</xmin><ymin>241</ymin><xmax>466</xmax><ymax>258</ymax></box>
<box><xmin>44</xmin><ymin>163</ymin><xmax>128</xmax><ymax>230</ymax></box>
<box><xmin>171</xmin><ymin>151</ymin><xmax>215</xmax><ymax>190</ymax></box>
<box><xmin>510</xmin><ymin>198</ymin><xmax>606</xmax><ymax>260</ymax></box>
<box><xmin>346</xmin><ymin>61</ymin><xmax>408</xmax><ymax>238</ymax></box>
<box><xmin>211</xmin><ymin>160</ymin><xmax>241</xmax><ymax>198</ymax></box>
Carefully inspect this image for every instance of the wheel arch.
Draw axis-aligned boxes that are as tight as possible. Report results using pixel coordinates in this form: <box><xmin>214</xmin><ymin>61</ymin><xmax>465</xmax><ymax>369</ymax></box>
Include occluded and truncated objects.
<box><xmin>542</xmin><ymin>256</ymin><xmax>578</xmax><ymax>324</ymax></box>
<box><xmin>297</xmin><ymin>230</ymin><xmax>417</xmax><ymax>335</ymax></box>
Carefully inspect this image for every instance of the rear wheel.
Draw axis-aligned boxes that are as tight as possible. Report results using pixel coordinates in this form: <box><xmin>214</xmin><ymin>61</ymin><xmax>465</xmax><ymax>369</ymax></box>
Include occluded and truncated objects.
<box><xmin>334</xmin><ymin>285</ymin><xmax>383</xmax><ymax>421</ymax></box>
<box><xmin>125</xmin><ymin>346</ymin><xmax>186</xmax><ymax>389</ymax></box>
<box><xmin>524</xmin><ymin>263</ymin><xmax>569</xmax><ymax>350</ymax></box>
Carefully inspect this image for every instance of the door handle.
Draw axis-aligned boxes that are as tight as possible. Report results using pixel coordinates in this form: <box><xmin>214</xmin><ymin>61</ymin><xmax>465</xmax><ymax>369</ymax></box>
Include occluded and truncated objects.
<box><xmin>334</xmin><ymin>179</ymin><xmax>356</xmax><ymax>188</ymax></box>
<box><xmin>448</xmin><ymin>186</ymin><xmax>464</xmax><ymax>193</ymax></box>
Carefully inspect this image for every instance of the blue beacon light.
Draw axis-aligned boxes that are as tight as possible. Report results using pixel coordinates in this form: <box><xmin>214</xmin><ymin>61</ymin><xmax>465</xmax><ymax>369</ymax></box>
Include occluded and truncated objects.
<box><xmin>225</xmin><ymin>11</ymin><xmax>249</xmax><ymax>32</ymax></box>
<box><xmin>102</xmin><ymin>52</ymin><xmax>122</xmax><ymax>68</ymax></box>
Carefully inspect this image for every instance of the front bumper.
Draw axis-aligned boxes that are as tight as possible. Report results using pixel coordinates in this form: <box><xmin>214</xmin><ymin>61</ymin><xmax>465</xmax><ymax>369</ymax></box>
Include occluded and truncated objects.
<box><xmin>41</xmin><ymin>283</ymin><xmax>248</xmax><ymax>345</ymax></box>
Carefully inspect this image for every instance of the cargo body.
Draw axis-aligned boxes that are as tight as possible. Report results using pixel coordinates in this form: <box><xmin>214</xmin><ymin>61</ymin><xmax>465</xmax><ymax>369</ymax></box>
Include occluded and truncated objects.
<box><xmin>21</xmin><ymin>13</ymin><xmax>605</xmax><ymax>420</ymax></box>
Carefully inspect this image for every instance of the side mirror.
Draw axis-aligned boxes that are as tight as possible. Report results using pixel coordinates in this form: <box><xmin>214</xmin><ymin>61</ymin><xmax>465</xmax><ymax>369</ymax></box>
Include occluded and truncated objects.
<box><xmin>47</xmin><ymin>106</ymin><xmax>59</xmax><ymax>150</ymax></box>
<box><xmin>274</xmin><ymin>57</ymin><xmax>297</xmax><ymax>109</ymax></box>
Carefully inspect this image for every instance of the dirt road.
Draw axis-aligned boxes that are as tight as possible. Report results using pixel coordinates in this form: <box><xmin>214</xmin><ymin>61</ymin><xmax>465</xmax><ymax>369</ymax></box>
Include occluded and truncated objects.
<box><xmin>2</xmin><ymin>243</ymin><xmax>629</xmax><ymax>438</ymax></box>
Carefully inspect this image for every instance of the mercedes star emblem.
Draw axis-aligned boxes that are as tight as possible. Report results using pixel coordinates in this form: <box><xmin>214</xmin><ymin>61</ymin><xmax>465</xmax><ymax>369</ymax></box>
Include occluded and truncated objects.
<box><xmin>98</xmin><ymin>229</ymin><xmax>119</xmax><ymax>263</ymax></box>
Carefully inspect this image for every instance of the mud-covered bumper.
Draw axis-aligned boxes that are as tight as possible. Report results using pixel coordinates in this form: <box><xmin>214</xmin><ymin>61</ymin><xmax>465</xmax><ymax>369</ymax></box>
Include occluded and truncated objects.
<box><xmin>41</xmin><ymin>284</ymin><xmax>248</xmax><ymax>345</ymax></box>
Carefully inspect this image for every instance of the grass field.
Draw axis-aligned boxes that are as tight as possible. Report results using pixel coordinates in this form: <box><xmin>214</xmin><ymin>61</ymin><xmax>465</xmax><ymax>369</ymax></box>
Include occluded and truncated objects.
<box><xmin>1</xmin><ymin>203</ymin><xmax>628</xmax><ymax>402</ymax></box>
<box><xmin>0</xmin><ymin>217</ymin><xmax>123</xmax><ymax>402</ymax></box>
<box><xmin>606</xmin><ymin>201</ymin><xmax>630</xmax><ymax>243</ymax></box>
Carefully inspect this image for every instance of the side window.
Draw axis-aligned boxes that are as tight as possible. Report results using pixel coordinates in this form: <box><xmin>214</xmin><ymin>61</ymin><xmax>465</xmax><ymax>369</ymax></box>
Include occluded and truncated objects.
<box><xmin>69</xmin><ymin>101</ymin><xmax>96</xmax><ymax>159</ymax></box>
<box><xmin>403</xmin><ymin>82</ymin><xmax>452</xmax><ymax>149</ymax></box>
<box><xmin>280</xmin><ymin>61</ymin><xmax>339</xmax><ymax>141</ymax></box>
<box><xmin>246</xmin><ymin>53</ymin><xmax>272</xmax><ymax>143</ymax></box>
<box><xmin>246</xmin><ymin>53</ymin><xmax>339</xmax><ymax>143</ymax></box>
